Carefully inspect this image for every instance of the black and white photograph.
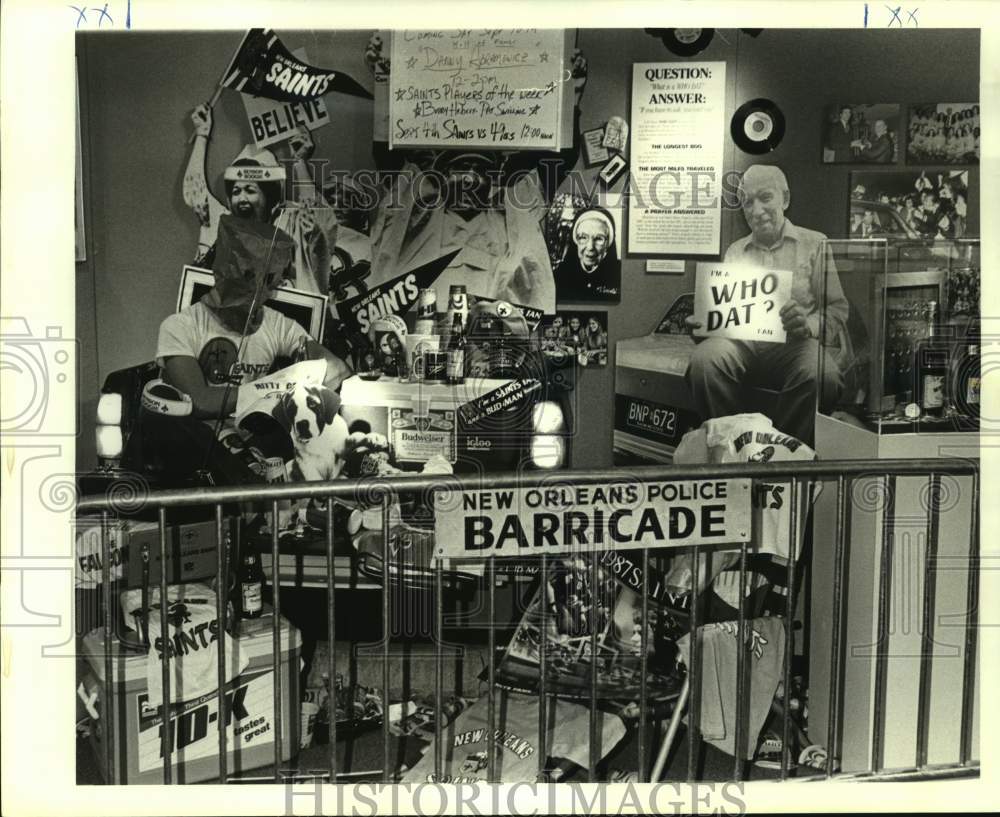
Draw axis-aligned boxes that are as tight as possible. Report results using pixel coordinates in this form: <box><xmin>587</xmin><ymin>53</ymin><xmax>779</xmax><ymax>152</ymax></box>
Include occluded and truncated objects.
<box><xmin>907</xmin><ymin>103</ymin><xmax>980</xmax><ymax>164</ymax></box>
<box><xmin>821</xmin><ymin>103</ymin><xmax>900</xmax><ymax>163</ymax></box>
<box><xmin>540</xmin><ymin>310</ymin><xmax>609</xmax><ymax>367</ymax></box>
<box><xmin>549</xmin><ymin>194</ymin><xmax>623</xmax><ymax>304</ymax></box>
<box><xmin>848</xmin><ymin>169</ymin><xmax>972</xmax><ymax>240</ymax></box>
<box><xmin>2</xmin><ymin>8</ymin><xmax>992</xmax><ymax>814</ymax></box>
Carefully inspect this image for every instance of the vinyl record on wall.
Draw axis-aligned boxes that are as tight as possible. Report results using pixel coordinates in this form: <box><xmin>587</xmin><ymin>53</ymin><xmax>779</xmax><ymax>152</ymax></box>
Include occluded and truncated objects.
<box><xmin>660</xmin><ymin>28</ymin><xmax>715</xmax><ymax>57</ymax></box>
<box><xmin>731</xmin><ymin>98</ymin><xmax>786</xmax><ymax>154</ymax></box>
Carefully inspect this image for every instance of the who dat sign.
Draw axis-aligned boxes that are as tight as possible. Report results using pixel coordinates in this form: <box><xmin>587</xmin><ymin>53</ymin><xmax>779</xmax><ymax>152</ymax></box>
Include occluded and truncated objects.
<box><xmin>693</xmin><ymin>262</ymin><xmax>792</xmax><ymax>343</ymax></box>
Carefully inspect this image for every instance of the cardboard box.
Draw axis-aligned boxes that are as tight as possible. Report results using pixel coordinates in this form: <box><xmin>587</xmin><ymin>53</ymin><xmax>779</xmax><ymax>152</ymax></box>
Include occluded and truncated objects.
<box><xmin>340</xmin><ymin>375</ymin><xmax>538</xmax><ymax>474</ymax></box>
<box><xmin>80</xmin><ymin>613</ymin><xmax>301</xmax><ymax>783</ymax></box>
<box><xmin>75</xmin><ymin>517</ymin><xmax>229</xmax><ymax>590</ymax></box>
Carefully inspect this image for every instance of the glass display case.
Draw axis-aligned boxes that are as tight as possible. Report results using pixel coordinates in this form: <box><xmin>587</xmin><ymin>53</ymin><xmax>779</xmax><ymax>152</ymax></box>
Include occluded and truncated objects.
<box><xmin>818</xmin><ymin>238</ymin><xmax>980</xmax><ymax>434</ymax></box>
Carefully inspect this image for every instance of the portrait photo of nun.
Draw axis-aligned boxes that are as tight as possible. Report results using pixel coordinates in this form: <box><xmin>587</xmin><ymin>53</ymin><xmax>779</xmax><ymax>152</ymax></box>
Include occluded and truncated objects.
<box><xmin>553</xmin><ymin>205</ymin><xmax>622</xmax><ymax>304</ymax></box>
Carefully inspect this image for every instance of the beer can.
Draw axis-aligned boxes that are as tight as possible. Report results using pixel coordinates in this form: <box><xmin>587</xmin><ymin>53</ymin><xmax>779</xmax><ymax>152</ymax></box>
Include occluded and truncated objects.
<box><xmin>424</xmin><ymin>351</ymin><xmax>448</xmax><ymax>382</ymax></box>
<box><xmin>414</xmin><ymin>318</ymin><xmax>437</xmax><ymax>336</ymax></box>
<box><xmin>264</xmin><ymin>456</ymin><xmax>288</xmax><ymax>484</ymax></box>
<box><xmin>417</xmin><ymin>288</ymin><xmax>437</xmax><ymax>321</ymax></box>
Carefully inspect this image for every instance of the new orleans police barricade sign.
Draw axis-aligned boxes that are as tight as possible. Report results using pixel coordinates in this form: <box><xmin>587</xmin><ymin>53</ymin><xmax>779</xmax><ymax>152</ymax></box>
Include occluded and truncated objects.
<box><xmin>434</xmin><ymin>479</ymin><xmax>751</xmax><ymax>560</ymax></box>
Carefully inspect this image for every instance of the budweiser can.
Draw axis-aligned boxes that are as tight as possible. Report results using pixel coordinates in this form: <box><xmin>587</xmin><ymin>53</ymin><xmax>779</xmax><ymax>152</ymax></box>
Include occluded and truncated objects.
<box><xmin>417</xmin><ymin>288</ymin><xmax>437</xmax><ymax>321</ymax></box>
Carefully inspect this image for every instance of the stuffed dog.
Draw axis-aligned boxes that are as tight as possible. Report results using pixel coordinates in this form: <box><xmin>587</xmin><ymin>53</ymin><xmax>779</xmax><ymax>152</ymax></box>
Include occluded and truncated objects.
<box><xmin>271</xmin><ymin>383</ymin><xmax>349</xmax><ymax>482</ymax></box>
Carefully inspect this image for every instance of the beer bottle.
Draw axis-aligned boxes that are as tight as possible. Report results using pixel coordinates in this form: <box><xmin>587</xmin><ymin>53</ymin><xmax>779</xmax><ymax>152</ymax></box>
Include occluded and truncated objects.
<box><xmin>953</xmin><ymin>341</ymin><xmax>980</xmax><ymax>418</ymax></box>
<box><xmin>239</xmin><ymin>550</ymin><xmax>265</xmax><ymax>619</ymax></box>
<box><xmin>446</xmin><ymin>312</ymin><xmax>466</xmax><ymax>385</ymax></box>
<box><xmin>916</xmin><ymin>301</ymin><xmax>948</xmax><ymax>418</ymax></box>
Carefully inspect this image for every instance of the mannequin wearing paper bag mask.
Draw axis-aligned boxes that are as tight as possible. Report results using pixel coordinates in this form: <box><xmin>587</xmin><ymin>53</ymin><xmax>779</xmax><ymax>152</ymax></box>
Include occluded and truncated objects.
<box><xmin>157</xmin><ymin>216</ymin><xmax>350</xmax><ymax>423</ymax></box>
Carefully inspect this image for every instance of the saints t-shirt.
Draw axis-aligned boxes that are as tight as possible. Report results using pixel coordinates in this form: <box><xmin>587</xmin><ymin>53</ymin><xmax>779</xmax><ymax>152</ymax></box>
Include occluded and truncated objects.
<box><xmin>156</xmin><ymin>301</ymin><xmax>309</xmax><ymax>436</ymax></box>
<box><xmin>157</xmin><ymin>301</ymin><xmax>308</xmax><ymax>387</ymax></box>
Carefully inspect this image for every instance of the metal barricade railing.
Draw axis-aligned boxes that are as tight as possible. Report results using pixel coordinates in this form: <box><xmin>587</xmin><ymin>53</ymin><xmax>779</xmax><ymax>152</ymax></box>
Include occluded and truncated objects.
<box><xmin>76</xmin><ymin>457</ymin><xmax>979</xmax><ymax>785</ymax></box>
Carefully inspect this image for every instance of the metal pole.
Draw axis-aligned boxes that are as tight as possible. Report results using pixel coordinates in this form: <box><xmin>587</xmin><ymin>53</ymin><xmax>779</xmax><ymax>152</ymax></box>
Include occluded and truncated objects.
<box><xmin>271</xmin><ymin>499</ymin><xmax>283</xmax><ymax>783</ymax></box>
<box><xmin>158</xmin><ymin>507</ymin><xmax>172</xmax><ymax>784</ymax></box>
<box><xmin>780</xmin><ymin>481</ymin><xmax>800</xmax><ymax>780</ymax></box>
<box><xmin>434</xmin><ymin>556</ymin><xmax>444</xmax><ymax>780</ymax></box>
<box><xmin>382</xmin><ymin>491</ymin><xmax>392</xmax><ymax>783</ymax></box>
<box><xmin>871</xmin><ymin>474</ymin><xmax>897</xmax><ymax>774</ymax></box>
<box><xmin>101</xmin><ymin>511</ymin><xmax>117</xmax><ymax>783</ymax></box>
<box><xmin>326</xmin><ymin>499</ymin><xmax>338</xmax><ymax>781</ymax></box>
<box><xmin>589</xmin><ymin>554</ymin><xmax>599</xmax><ymax>781</ymax></box>
<box><xmin>959</xmin><ymin>470</ymin><xmax>980</xmax><ymax>765</ymax></box>
<box><xmin>687</xmin><ymin>546</ymin><xmax>702</xmax><ymax>781</ymax></box>
<box><xmin>733</xmin><ymin>542</ymin><xmax>748</xmax><ymax>781</ymax></box>
<box><xmin>215</xmin><ymin>504</ymin><xmax>228</xmax><ymax>783</ymax></box>
<box><xmin>827</xmin><ymin>475</ymin><xmax>849</xmax><ymax>779</ymax></box>
<box><xmin>537</xmin><ymin>554</ymin><xmax>548</xmax><ymax>778</ymax></box>
<box><xmin>637</xmin><ymin>547</ymin><xmax>649</xmax><ymax>781</ymax></box>
<box><xmin>916</xmin><ymin>473</ymin><xmax>941</xmax><ymax>768</ymax></box>
<box><xmin>487</xmin><ymin>555</ymin><xmax>496</xmax><ymax>783</ymax></box>
<box><xmin>77</xmin><ymin>459</ymin><xmax>980</xmax><ymax>515</ymax></box>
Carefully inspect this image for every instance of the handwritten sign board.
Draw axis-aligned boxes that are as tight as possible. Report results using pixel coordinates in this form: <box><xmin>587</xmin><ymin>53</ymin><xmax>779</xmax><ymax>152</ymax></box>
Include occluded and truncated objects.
<box><xmin>693</xmin><ymin>263</ymin><xmax>792</xmax><ymax>343</ymax></box>
<box><xmin>389</xmin><ymin>29</ymin><xmax>573</xmax><ymax>150</ymax></box>
<box><xmin>434</xmin><ymin>479</ymin><xmax>751</xmax><ymax>560</ymax></box>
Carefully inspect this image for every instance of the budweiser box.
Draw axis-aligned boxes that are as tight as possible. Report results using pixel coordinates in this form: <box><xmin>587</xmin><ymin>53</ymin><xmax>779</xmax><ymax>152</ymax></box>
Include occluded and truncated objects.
<box><xmin>79</xmin><ymin>612</ymin><xmax>300</xmax><ymax>784</ymax></box>
<box><xmin>339</xmin><ymin>375</ymin><xmax>539</xmax><ymax>474</ymax></box>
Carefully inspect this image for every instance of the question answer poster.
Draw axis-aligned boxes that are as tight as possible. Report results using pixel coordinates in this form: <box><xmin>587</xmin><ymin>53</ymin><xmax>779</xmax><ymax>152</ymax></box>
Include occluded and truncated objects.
<box><xmin>628</xmin><ymin>62</ymin><xmax>726</xmax><ymax>256</ymax></box>
<box><xmin>692</xmin><ymin>263</ymin><xmax>791</xmax><ymax>343</ymax></box>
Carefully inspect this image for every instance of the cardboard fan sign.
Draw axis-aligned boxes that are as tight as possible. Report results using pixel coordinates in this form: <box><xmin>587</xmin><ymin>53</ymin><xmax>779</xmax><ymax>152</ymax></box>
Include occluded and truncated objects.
<box><xmin>221</xmin><ymin>28</ymin><xmax>372</xmax><ymax>102</ymax></box>
<box><xmin>692</xmin><ymin>263</ymin><xmax>792</xmax><ymax>343</ymax></box>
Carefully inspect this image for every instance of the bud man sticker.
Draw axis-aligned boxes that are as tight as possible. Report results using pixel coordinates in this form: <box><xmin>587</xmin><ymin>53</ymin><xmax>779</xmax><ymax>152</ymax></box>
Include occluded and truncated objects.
<box><xmin>692</xmin><ymin>262</ymin><xmax>792</xmax><ymax>343</ymax></box>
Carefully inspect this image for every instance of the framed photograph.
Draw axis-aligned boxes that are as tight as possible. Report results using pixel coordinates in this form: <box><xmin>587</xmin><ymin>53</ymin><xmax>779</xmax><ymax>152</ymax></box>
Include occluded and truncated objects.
<box><xmin>907</xmin><ymin>103</ymin><xmax>979</xmax><ymax>164</ymax></box>
<box><xmin>582</xmin><ymin>126</ymin><xmax>610</xmax><ymax>167</ymax></box>
<box><xmin>847</xmin><ymin>170</ymin><xmax>971</xmax><ymax>241</ymax></box>
<box><xmin>176</xmin><ymin>265</ymin><xmax>328</xmax><ymax>339</ymax></box>
<box><xmin>551</xmin><ymin>195</ymin><xmax>623</xmax><ymax>304</ymax></box>
<box><xmin>822</xmin><ymin>103</ymin><xmax>900</xmax><ymax>163</ymax></box>
<box><xmin>539</xmin><ymin>310</ymin><xmax>608</xmax><ymax>367</ymax></box>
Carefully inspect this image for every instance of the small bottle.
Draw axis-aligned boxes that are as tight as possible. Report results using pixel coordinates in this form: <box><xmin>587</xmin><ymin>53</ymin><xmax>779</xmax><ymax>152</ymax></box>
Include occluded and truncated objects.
<box><xmin>396</xmin><ymin>344</ymin><xmax>411</xmax><ymax>383</ymax></box>
<box><xmin>446</xmin><ymin>312</ymin><xmax>466</xmax><ymax>385</ymax></box>
<box><xmin>239</xmin><ymin>551</ymin><xmax>265</xmax><ymax>619</ymax></box>
<box><xmin>916</xmin><ymin>301</ymin><xmax>948</xmax><ymax>418</ymax></box>
<box><xmin>954</xmin><ymin>341</ymin><xmax>980</xmax><ymax>418</ymax></box>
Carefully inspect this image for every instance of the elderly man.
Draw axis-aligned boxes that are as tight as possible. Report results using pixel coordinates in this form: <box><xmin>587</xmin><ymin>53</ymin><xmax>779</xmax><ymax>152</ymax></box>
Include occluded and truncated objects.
<box><xmin>686</xmin><ymin>165</ymin><xmax>849</xmax><ymax>445</ymax></box>
<box><xmin>854</xmin><ymin>119</ymin><xmax>894</xmax><ymax>163</ymax></box>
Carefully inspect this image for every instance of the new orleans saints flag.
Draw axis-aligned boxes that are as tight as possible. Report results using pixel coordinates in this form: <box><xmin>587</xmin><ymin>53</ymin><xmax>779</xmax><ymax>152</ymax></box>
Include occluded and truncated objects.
<box><xmin>221</xmin><ymin>29</ymin><xmax>373</xmax><ymax>102</ymax></box>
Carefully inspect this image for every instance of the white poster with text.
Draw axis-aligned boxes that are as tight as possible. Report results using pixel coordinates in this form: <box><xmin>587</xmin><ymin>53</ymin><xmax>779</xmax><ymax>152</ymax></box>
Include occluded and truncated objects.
<box><xmin>693</xmin><ymin>263</ymin><xmax>792</xmax><ymax>343</ymax></box>
<box><xmin>628</xmin><ymin>62</ymin><xmax>726</xmax><ymax>256</ymax></box>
